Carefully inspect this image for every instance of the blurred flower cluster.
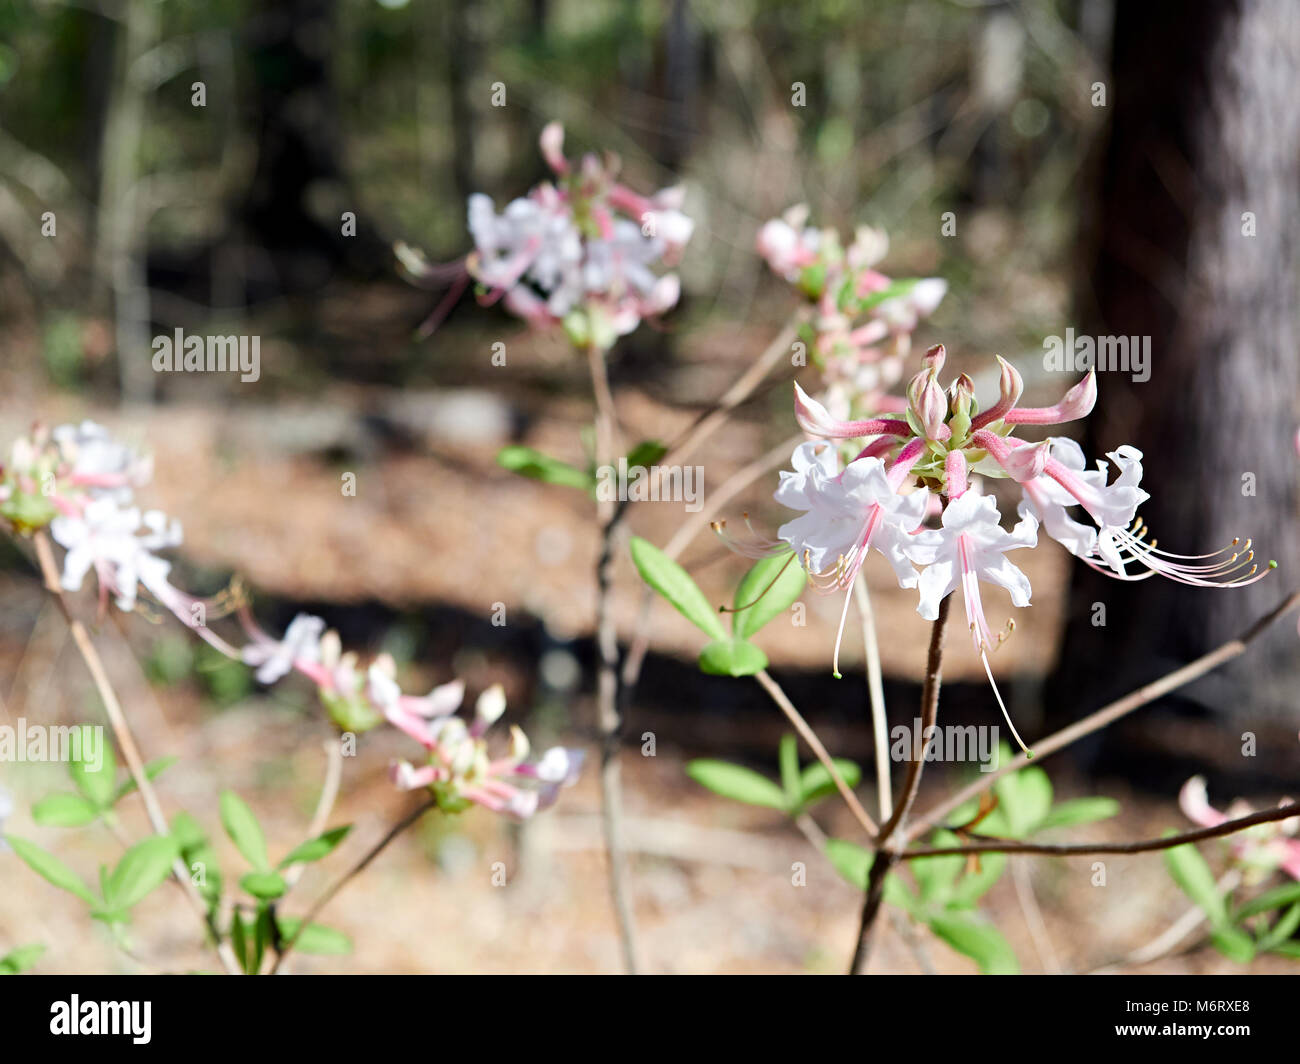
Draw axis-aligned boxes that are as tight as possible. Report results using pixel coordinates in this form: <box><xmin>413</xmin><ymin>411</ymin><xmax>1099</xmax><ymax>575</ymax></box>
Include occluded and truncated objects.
<box><xmin>1181</xmin><ymin>776</ymin><xmax>1300</xmax><ymax>883</ymax></box>
<box><xmin>240</xmin><ymin>610</ymin><xmax>583</xmax><ymax>818</ymax></box>
<box><xmin>463</xmin><ymin>121</ymin><xmax>694</xmax><ymax>349</ymax></box>
<box><xmin>757</xmin><ymin>205</ymin><xmax>946</xmax><ymax>417</ymax></box>
<box><xmin>2</xmin><ymin>422</ymin><xmax>582</xmax><ymax>821</ymax></box>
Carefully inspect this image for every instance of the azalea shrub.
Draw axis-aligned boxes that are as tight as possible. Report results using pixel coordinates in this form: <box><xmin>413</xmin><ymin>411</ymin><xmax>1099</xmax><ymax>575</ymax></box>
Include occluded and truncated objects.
<box><xmin>3</xmin><ymin>121</ymin><xmax>1298</xmax><ymax>975</ymax></box>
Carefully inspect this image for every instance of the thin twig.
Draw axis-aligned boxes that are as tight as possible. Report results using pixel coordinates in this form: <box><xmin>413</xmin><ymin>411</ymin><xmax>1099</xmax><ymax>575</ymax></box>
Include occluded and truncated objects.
<box><xmin>282</xmin><ymin>738</ymin><xmax>345</xmax><ymax>890</ymax></box>
<box><xmin>851</xmin><ymin>595</ymin><xmax>951</xmax><ymax>974</ymax></box>
<box><xmin>905</xmin><ymin>587</ymin><xmax>1300</xmax><ymax>842</ymax></box>
<box><xmin>754</xmin><ymin>669</ymin><xmax>877</xmax><ymax>838</ymax></box>
<box><xmin>1089</xmin><ymin>869</ymin><xmax>1241</xmax><ymax>972</ymax></box>
<box><xmin>586</xmin><ymin>340</ymin><xmax>641</xmax><ymax>976</ymax></box>
<box><xmin>898</xmin><ymin>802</ymin><xmax>1300</xmax><ymax>858</ymax></box>
<box><xmin>31</xmin><ymin>531</ymin><xmax>240</xmax><ymax>975</ymax></box>
<box><xmin>1011</xmin><ymin>857</ymin><xmax>1061</xmax><ymax>974</ymax></box>
<box><xmin>271</xmin><ymin>796</ymin><xmax>436</xmax><ymax>974</ymax></box>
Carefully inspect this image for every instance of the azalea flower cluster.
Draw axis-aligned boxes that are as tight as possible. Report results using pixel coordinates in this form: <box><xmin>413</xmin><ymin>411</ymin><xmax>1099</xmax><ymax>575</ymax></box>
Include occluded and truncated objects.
<box><xmin>1180</xmin><ymin>776</ymin><xmax>1300</xmax><ymax>883</ymax></box>
<box><xmin>0</xmin><ymin>421</ymin><xmax>220</xmax><ymax>634</ymax></box>
<box><xmin>723</xmin><ymin>345</ymin><xmax>1271</xmax><ymax>752</ymax></box>
<box><xmin>1</xmin><ymin>422</ymin><xmax>582</xmax><ymax>820</ymax></box>
<box><xmin>463</xmin><ymin>121</ymin><xmax>694</xmax><ymax>347</ymax></box>
<box><xmin>240</xmin><ymin>612</ymin><xmax>584</xmax><ymax>819</ymax></box>
<box><xmin>757</xmin><ymin>205</ymin><xmax>947</xmax><ymax>416</ymax></box>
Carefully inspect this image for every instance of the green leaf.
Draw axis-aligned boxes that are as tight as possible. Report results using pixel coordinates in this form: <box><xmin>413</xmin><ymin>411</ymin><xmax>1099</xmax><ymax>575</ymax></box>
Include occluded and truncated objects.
<box><xmin>231</xmin><ymin>908</ymin><xmax>251</xmax><ymax>974</ymax></box>
<box><xmin>106</xmin><ymin>836</ymin><xmax>180</xmax><ymax>910</ymax></box>
<box><xmin>4</xmin><ymin>835</ymin><xmax>97</xmax><ymax>905</ymax></box>
<box><xmin>796</xmin><ymin>759</ymin><xmax>862</xmax><ymax>810</ymax></box>
<box><xmin>1234</xmin><ymin>881</ymin><xmax>1300</xmax><ymax>920</ymax></box>
<box><xmin>219</xmin><ymin>791</ymin><xmax>270</xmax><ymax>872</ymax></box>
<box><xmin>928</xmin><ymin>913</ymin><xmax>1019</xmax><ymax>974</ymax></box>
<box><xmin>949</xmin><ymin>851</ymin><xmax>1007</xmax><ymax>907</ymax></box>
<box><xmin>1269</xmin><ymin>941</ymin><xmax>1300</xmax><ymax>959</ymax></box>
<box><xmin>277</xmin><ymin>825</ymin><xmax>353</xmax><ymax>869</ymax></box>
<box><xmin>994</xmin><ymin>763</ymin><xmax>1053</xmax><ymax>838</ymax></box>
<box><xmin>277</xmin><ymin>917</ymin><xmax>354</xmax><ymax>956</ymax></box>
<box><xmin>171</xmin><ymin>812</ymin><xmax>222</xmax><ymax>905</ymax></box>
<box><xmin>496</xmin><ymin>446</ymin><xmax>594</xmax><ymax>492</ymax></box>
<box><xmin>629</xmin><ymin>537</ymin><xmax>727</xmax><ymax>640</ymax></box>
<box><xmin>32</xmin><ymin>793</ymin><xmax>99</xmax><ymax>827</ymax></box>
<box><xmin>697</xmin><ymin>639</ymin><xmax>768</xmax><ymax>677</ymax></box>
<box><xmin>778</xmin><ymin>735</ymin><xmax>800</xmax><ymax>812</ymax></box>
<box><xmin>1036</xmin><ymin>797</ymin><xmax>1121</xmax><ymax>832</ymax></box>
<box><xmin>685</xmin><ymin>759</ymin><xmax>787</xmax><ymax>810</ymax></box>
<box><xmin>240</xmin><ymin>872</ymin><xmax>288</xmax><ymax>901</ymax></box>
<box><xmin>856</xmin><ymin>277</ymin><xmax>921</xmax><ymax>313</ymax></box>
<box><xmin>823</xmin><ymin>839</ymin><xmax>915</xmax><ymax>912</ymax></box>
<box><xmin>730</xmin><ymin>553</ymin><xmax>807</xmax><ymax>640</ymax></box>
<box><xmin>1164</xmin><ymin>840</ymin><xmax>1227</xmax><ymax>927</ymax></box>
<box><xmin>911</xmin><ymin>831</ymin><xmax>965</xmax><ymax>905</ymax></box>
<box><xmin>624</xmin><ymin>440</ymin><xmax>668</xmax><ymax>468</ymax></box>
<box><xmin>68</xmin><ymin>727</ymin><xmax>115</xmax><ymax>809</ymax></box>
<box><xmin>111</xmin><ymin>756</ymin><xmax>178</xmax><ymax>806</ymax></box>
<box><xmin>0</xmin><ymin>944</ymin><xmax>45</xmax><ymax>975</ymax></box>
<box><xmin>1256</xmin><ymin>902</ymin><xmax>1300</xmax><ymax>952</ymax></box>
<box><xmin>1209</xmin><ymin>926</ymin><xmax>1256</xmax><ymax>964</ymax></box>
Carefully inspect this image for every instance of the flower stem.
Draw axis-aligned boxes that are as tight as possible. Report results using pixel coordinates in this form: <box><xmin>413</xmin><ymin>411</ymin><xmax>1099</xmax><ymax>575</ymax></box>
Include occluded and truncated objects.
<box><xmin>586</xmin><ymin>340</ymin><xmax>641</xmax><ymax>975</ymax></box>
<box><xmin>850</xmin><ymin>594</ymin><xmax>950</xmax><ymax>974</ymax></box>
<box><xmin>271</xmin><ymin>795</ymin><xmax>436</xmax><ymax>974</ymax></box>
<box><xmin>31</xmin><ymin>531</ymin><xmax>241</xmax><ymax>976</ymax></box>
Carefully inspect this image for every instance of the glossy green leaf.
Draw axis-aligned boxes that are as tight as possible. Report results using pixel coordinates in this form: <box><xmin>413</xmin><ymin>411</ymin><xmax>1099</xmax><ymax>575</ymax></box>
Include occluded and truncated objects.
<box><xmin>928</xmin><ymin>913</ymin><xmax>1019</xmax><ymax>974</ymax></box>
<box><xmin>629</xmin><ymin>537</ymin><xmax>727</xmax><ymax>640</ymax></box>
<box><xmin>1164</xmin><ymin>840</ymin><xmax>1227</xmax><ymax>927</ymax></box>
<box><xmin>1036</xmin><ymin>796</ymin><xmax>1121</xmax><ymax>832</ymax></box>
<box><xmin>32</xmin><ymin>793</ymin><xmax>99</xmax><ymax>828</ymax></box>
<box><xmin>111</xmin><ymin>756</ymin><xmax>178</xmax><ymax>806</ymax></box>
<box><xmin>697</xmin><ymin>639</ymin><xmax>768</xmax><ymax>677</ymax></box>
<box><xmin>4</xmin><ymin>835</ymin><xmax>97</xmax><ymax>905</ymax></box>
<box><xmin>1209</xmin><ymin>926</ymin><xmax>1256</xmax><ymax>964</ymax></box>
<box><xmin>277</xmin><ymin>917</ymin><xmax>353</xmax><ymax>956</ymax></box>
<box><xmin>685</xmin><ymin>759</ymin><xmax>787</xmax><ymax>810</ymax></box>
<box><xmin>0</xmin><ymin>944</ymin><xmax>45</xmax><ymax>975</ymax></box>
<box><xmin>778</xmin><ymin>735</ymin><xmax>800</xmax><ymax>812</ymax></box>
<box><xmin>277</xmin><ymin>825</ymin><xmax>353</xmax><ymax>869</ymax></box>
<box><xmin>240</xmin><ymin>872</ymin><xmax>288</xmax><ymax>901</ymax></box>
<box><xmin>796</xmin><ymin>759</ymin><xmax>863</xmax><ymax>809</ymax></box>
<box><xmin>69</xmin><ymin>727</ymin><xmax>115</xmax><ymax>809</ymax></box>
<box><xmin>730</xmin><ymin>553</ymin><xmax>807</xmax><ymax>640</ymax></box>
<box><xmin>220</xmin><ymin>791</ymin><xmax>270</xmax><ymax>872</ymax></box>
<box><xmin>1234</xmin><ymin>881</ymin><xmax>1300</xmax><ymax>920</ymax></box>
<box><xmin>107</xmin><ymin>836</ymin><xmax>180</xmax><ymax>910</ymax></box>
<box><xmin>496</xmin><ymin>446</ymin><xmax>593</xmax><ymax>491</ymax></box>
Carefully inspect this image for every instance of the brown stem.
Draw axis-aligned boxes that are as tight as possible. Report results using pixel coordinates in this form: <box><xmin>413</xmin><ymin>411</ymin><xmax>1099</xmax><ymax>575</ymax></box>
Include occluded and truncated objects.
<box><xmin>31</xmin><ymin>531</ymin><xmax>240</xmax><ymax>975</ymax></box>
<box><xmin>586</xmin><ymin>340</ymin><xmax>641</xmax><ymax>975</ymax></box>
<box><xmin>271</xmin><ymin>796</ymin><xmax>436</xmax><ymax>974</ymax></box>
<box><xmin>754</xmin><ymin>670</ymin><xmax>877</xmax><ymax>837</ymax></box>
<box><xmin>898</xmin><ymin>801</ymin><xmax>1300</xmax><ymax>858</ymax></box>
<box><xmin>905</xmin><ymin>587</ymin><xmax>1300</xmax><ymax>842</ymax></box>
<box><xmin>850</xmin><ymin>595</ymin><xmax>951</xmax><ymax>974</ymax></box>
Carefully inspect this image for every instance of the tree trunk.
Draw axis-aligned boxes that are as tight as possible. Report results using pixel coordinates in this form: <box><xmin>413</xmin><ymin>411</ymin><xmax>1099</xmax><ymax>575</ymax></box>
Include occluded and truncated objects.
<box><xmin>1052</xmin><ymin>0</ymin><xmax>1300</xmax><ymax>788</ymax></box>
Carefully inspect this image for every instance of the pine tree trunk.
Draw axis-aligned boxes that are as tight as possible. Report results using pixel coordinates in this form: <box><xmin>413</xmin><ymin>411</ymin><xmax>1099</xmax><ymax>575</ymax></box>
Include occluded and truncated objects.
<box><xmin>1052</xmin><ymin>0</ymin><xmax>1300</xmax><ymax>786</ymax></box>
